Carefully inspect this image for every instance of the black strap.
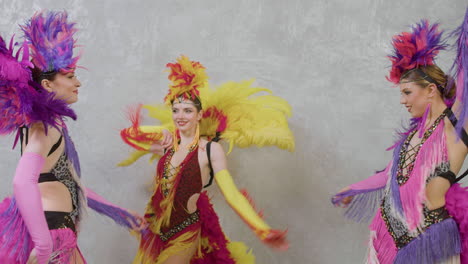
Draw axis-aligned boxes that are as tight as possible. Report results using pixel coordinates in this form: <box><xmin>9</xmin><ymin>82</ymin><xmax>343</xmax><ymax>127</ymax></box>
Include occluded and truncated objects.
<box><xmin>19</xmin><ymin>126</ymin><xmax>63</xmax><ymax>157</ymax></box>
<box><xmin>49</xmin><ymin>136</ymin><xmax>63</xmax><ymax>156</ymax></box>
<box><xmin>19</xmin><ymin>126</ymin><xmax>27</xmax><ymax>155</ymax></box>
<box><xmin>446</xmin><ymin>108</ymin><xmax>468</xmax><ymax>183</ymax></box>
<box><xmin>438</xmin><ymin>171</ymin><xmax>457</xmax><ymax>185</ymax></box>
<box><xmin>204</xmin><ymin>133</ymin><xmax>221</xmax><ymax>188</ymax></box>
<box><xmin>204</xmin><ymin>141</ymin><xmax>215</xmax><ymax>188</ymax></box>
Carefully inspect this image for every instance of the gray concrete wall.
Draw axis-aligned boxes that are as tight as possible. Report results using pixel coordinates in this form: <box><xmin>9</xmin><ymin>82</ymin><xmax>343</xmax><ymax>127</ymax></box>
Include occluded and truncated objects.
<box><xmin>0</xmin><ymin>0</ymin><xmax>466</xmax><ymax>263</ymax></box>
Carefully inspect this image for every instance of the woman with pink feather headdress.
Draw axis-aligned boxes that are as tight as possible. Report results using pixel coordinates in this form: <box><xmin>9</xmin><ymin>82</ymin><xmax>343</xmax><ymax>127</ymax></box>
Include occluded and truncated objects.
<box><xmin>332</xmin><ymin>8</ymin><xmax>468</xmax><ymax>264</ymax></box>
<box><xmin>0</xmin><ymin>11</ymin><xmax>146</xmax><ymax>264</ymax></box>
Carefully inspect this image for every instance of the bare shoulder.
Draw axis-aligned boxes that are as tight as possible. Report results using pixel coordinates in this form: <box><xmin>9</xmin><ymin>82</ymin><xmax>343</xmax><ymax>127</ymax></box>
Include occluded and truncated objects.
<box><xmin>209</xmin><ymin>141</ymin><xmax>225</xmax><ymax>157</ymax></box>
<box><xmin>25</xmin><ymin>123</ymin><xmax>61</xmax><ymax>154</ymax></box>
<box><xmin>199</xmin><ymin>138</ymin><xmax>209</xmax><ymax>150</ymax></box>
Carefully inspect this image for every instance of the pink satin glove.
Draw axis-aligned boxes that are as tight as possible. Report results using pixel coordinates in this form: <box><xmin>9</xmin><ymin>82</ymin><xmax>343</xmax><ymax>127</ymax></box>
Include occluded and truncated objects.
<box><xmin>13</xmin><ymin>152</ymin><xmax>52</xmax><ymax>264</ymax></box>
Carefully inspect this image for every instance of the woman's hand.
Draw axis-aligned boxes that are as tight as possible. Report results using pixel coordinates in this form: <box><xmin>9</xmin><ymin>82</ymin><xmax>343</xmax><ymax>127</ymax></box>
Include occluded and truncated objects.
<box><xmin>149</xmin><ymin>129</ymin><xmax>173</xmax><ymax>155</ymax></box>
<box><xmin>160</xmin><ymin>129</ymin><xmax>173</xmax><ymax>149</ymax></box>
<box><xmin>27</xmin><ymin>249</ymin><xmax>38</xmax><ymax>264</ymax></box>
<box><xmin>263</xmin><ymin>229</ymin><xmax>289</xmax><ymax>251</ymax></box>
<box><xmin>333</xmin><ymin>186</ymin><xmax>353</xmax><ymax>207</ymax></box>
<box><xmin>128</xmin><ymin>211</ymin><xmax>148</xmax><ymax>232</ymax></box>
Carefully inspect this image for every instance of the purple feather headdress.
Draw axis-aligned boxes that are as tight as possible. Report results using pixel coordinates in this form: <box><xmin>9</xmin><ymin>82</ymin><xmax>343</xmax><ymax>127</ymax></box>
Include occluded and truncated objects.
<box><xmin>387</xmin><ymin>20</ymin><xmax>447</xmax><ymax>84</ymax></box>
<box><xmin>0</xmin><ymin>35</ymin><xmax>76</xmax><ymax>143</ymax></box>
<box><xmin>452</xmin><ymin>8</ymin><xmax>468</xmax><ymax>137</ymax></box>
<box><xmin>21</xmin><ymin>11</ymin><xmax>79</xmax><ymax>73</ymax></box>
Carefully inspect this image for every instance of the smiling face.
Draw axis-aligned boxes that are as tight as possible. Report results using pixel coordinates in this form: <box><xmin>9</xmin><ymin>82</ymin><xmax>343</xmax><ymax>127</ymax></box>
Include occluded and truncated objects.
<box><xmin>42</xmin><ymin>71</ymin><xmax>81</xmax><ymax>104</ymax></box>
<box><xmin>172</xmin><ymin>99</ymin><xmax>203</xmax><ymax>133</ymax></box>
<box><xmin>399</xmin><ymin>81</ymin><xmax>431</xmax><ymax>118</ymax></box>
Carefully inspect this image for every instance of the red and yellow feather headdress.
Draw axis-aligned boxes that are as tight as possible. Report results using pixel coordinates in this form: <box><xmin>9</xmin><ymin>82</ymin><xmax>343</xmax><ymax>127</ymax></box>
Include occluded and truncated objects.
<box><xmin>164</xmin><ymin>55</ymin><xmax>208</xmax><ymax>105</ymax></box>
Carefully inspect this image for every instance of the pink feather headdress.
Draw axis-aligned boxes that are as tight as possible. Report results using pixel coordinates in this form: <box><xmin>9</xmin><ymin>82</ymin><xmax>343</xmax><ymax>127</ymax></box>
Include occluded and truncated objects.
<box><xmin>387</xmin><ymin>20</ymin><xmax>447</xmax><ymax>84</ymax></box>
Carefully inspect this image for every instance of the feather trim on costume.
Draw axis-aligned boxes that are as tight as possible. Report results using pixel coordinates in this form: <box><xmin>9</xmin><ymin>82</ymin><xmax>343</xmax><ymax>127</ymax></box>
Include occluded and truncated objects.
<box><xmin>451</xmin><ymin>8</ymin><xmax>468</xmax><ymax>137</ymax></box>
<box><xmin>0</xmin><ymin>35</ymin><xmax>76</xmax><ymax>144</ymax></box>
<box><xmin>368</xmin><ymin>210</ymin><xmax>398</xmax><ymax>263</ymax></box>
<box><xmin>446</xmin><ymin>183</ymin><xmax>468</xmax><ymax>263</ymax></box>
<box><xmin>394</xmin><ymin>218</ymin><xmax>460</xmax><ymax>263</ymax></box>
<box><xmin>366</xmin><ymin>231</ymin><xmax>380</xmax><ymax>264</ymax></box>
<box><xmin>21</xmin><ymin>11</ymin><xmax>80</xmax><ymax>73</ymax></box>
<box><xmin>0</xmin><ymin>198</ymin><xmax>33</xmax><ymax>263</ymax></box>
<box><xmin>194</xmin><ymin>191</ymin><xmax>255</xmax><ymax>264</ymax></box>
<box><xmin>387</xmin><ymin>20</ymin><xmax>447</xmax><ymax>84</ymax></box>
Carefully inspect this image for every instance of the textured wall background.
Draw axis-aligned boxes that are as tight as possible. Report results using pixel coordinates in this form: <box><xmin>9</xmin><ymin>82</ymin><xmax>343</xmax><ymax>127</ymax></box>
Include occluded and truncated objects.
<box><xmin>0</xmin><ymin>0</ymin><xmax>466</xmax><ymax>263</ymax></box>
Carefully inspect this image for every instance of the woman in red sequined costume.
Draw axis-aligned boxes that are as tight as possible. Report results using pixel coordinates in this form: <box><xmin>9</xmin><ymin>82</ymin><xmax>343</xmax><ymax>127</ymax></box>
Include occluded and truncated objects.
<box><xmin>121</xmin><ymin>56</ymin><xmax>294</xmax><ymax>264</ymax></box>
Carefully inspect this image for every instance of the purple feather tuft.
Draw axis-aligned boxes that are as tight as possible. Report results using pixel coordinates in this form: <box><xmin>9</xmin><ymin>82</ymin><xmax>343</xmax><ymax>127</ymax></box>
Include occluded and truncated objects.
<box><xmin>451</xmin><ymin>8</ymin><xmax>468</xmax><ymax>139</ymax></box>
<box><xmin>21</xmin><ymin>11</ymin><xmax>80</xmax><ymax>73</ymax></box>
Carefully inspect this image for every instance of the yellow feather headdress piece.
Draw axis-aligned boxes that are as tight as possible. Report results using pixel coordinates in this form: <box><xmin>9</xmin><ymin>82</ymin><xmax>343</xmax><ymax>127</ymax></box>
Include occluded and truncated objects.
<box><xmin>164</xmin><ymin>55</ymin><xmax>208</xmax><ymax>105</ymax></box>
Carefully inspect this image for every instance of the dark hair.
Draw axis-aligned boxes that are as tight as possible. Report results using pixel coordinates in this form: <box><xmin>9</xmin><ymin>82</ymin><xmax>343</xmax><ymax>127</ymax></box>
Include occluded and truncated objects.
<box><xmin>401</xmin><ymin>65</ymin><xmax>456</xmax><ymax>101</ymax></box>
<box><xmin>31</xmin><ymin>66</ymin><xmax>58</xmax><ymax>87</ymax></box>
<box><xmin>171</xmin><ymin>96</ymin><xmax>203</xmax><ymax>112</ymax></box>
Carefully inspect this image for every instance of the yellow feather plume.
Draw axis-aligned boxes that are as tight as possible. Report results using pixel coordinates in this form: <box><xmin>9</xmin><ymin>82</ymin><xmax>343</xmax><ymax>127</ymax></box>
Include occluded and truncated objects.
<box><xmin>119</xmin><ymin>57</ymin><xmax>294</xmax><ymax>165</ymax></box>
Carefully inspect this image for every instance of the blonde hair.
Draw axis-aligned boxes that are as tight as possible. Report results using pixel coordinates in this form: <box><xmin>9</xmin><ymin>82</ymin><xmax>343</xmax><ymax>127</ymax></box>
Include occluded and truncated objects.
<box><xmin>400</xmin><ymin>65</ymin><xmax>456</xmax><ymax>100</ymax></box>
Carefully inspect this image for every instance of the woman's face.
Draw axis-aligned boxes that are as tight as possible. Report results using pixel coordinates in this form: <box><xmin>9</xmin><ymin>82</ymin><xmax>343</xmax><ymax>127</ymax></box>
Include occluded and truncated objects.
<box><xmin>399</xmin><ymin>81</ymin><xmax>430</xmax><ymax>118</ymax></box>
<box><xmin>172</xmin><ymin>100</ymin><xmax>202</xmax><ymax>133</ymax></box>
<box><xmin>44</xmin><ymin>71</ymin><xmax>81</xmax><ymax>104</ymax></box>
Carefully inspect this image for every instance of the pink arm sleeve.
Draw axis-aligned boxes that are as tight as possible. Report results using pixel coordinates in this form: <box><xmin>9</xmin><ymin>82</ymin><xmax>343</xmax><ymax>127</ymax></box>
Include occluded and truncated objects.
<box><xmin>13</xmin><ymin>152</ymin><xmax>52</xmax><ymax>264</ymax></box>
<box><xmin>349</xmin><ymin>161</ymin><xmax>392</xmax><ymax>190</ymax></box>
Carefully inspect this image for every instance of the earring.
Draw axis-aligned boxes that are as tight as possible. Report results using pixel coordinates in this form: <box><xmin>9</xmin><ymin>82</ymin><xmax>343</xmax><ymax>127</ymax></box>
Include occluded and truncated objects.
<box><xmin>187</xmin><ymin>124</ymin><xmax>200</xmax><ymax>152</ymax></box>
<box><xmin>173</xmin><ymin>129</ymin><xmax>180</xmax><ymax>151</ymax></box>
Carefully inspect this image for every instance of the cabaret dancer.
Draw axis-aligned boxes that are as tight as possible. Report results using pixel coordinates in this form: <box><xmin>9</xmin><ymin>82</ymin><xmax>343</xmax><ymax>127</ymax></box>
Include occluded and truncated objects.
<box><xmin>0</xmin><ymin>11</ymin><xmax>145</xmax><ymax>264</ymax></box>
<box><xmin>333</xmin><ymin>9</ymin><xmax>468</xmax><ymax>264</ymax></box>
<box><xmin>120</xmin><ymin>55</ymin><xmax>293</xmax><ymax>263</ymax></box>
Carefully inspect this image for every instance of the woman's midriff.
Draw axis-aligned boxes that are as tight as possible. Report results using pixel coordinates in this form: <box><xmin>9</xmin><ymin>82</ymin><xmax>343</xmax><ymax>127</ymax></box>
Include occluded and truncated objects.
<box><xmin>39</xmin><ymin>181</ymin><xmax>73</xmax><ymax>212</ymax></box>
<box><xmin>426</xmin><ymin>177</ymin><xmax>451</xmax><ymax>210</ymax></box>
